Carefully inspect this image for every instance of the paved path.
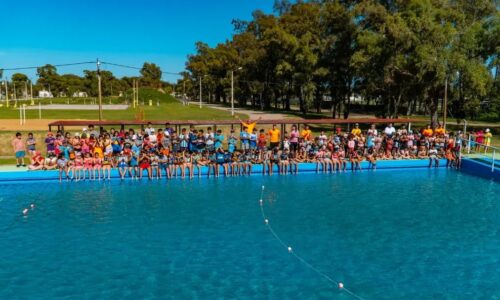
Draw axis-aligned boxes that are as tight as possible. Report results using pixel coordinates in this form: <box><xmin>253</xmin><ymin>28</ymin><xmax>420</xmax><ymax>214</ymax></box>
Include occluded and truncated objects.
<box><xmin>184</xmin><ymin>100</ymin><xmax>378</xmax><ymax>120</ymax></box>
<box><xmin>25</xmin><ymin>104</ymin><xmax>129</xmax><ymax>110</ymax></box>
<box><xmin>184</xmin><ymin>101</ymin><xmax>298</xmax><ymax>120</ymax></box>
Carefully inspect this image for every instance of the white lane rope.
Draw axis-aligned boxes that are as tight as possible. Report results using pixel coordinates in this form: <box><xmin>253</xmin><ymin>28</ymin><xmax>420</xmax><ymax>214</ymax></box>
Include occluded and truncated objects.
<box><xmin>258</xmin><ymin>185</ymin><xmax>365</xmax><ymax>300</ymax></box>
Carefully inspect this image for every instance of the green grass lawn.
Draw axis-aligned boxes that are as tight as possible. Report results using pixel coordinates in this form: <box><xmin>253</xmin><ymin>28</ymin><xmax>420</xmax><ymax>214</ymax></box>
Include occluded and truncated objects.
<box><xmin>0</xmin><ymin>89</ymin><xmax>248</xmax><ymax>121</ymax></box>
<box><xmin>0</xmin><ymin>158</ymin><xmax>14</xmax><ymax>165</ymax></box>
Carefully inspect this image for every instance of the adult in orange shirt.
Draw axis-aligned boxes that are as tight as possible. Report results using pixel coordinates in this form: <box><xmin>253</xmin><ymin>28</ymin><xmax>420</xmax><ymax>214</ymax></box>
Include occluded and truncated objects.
<box><xmin>422</xmin><ymin>125</ymin><xmax>434</xmax><ymax>137</ymax></box>
<box><xmin>434</xmin><ymin>124</ymin><xmax>445</xmax><ymax>136</ymax></box>
<box><xmin>268</xmin><ymin>124</ymin><xmax>281</xmax><ymax>149</ymax></box>
<box><xmin>301</xmin><ymin>125</ymin><xmax>312</xmax><ymax>141</ymax></box>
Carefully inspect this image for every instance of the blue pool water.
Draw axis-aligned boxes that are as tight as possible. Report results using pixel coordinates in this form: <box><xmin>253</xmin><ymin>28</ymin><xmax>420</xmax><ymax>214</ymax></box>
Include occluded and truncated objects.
<box><xmin>0</xmin><ymin>170</ymin><xmax>499</xmax><ymax>299</ymax></box>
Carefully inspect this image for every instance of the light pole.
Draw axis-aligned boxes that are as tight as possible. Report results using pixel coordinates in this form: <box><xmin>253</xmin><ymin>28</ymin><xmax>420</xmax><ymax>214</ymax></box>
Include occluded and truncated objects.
<box><xmin>1</xmin><ymin>80</ymin><xmax>8</xmax><ymax>107</ymax></box>
<box><xmin>199</xmin><ymin>75</ymin><xmax>208</xmax><ymax>109</ymax></box>
<box><xmin>199</xmin><ymin>76</ymin><xmax>202</xmax><ymax>109</ymax></box>
<box><xmin>183</xmin><ymin>80</ymin><xmax>186</xmax><ymax>105</ymax></box>
<box><xmin>13</xmin><ymin>82</ymin><xmax>17</xmax><ymax>107</ymax></box>
<box><xmin>231</xmin><ymin>67</ymin><xmax>242</xmax><ymax>117</ymax></box>
<box><xmin>5</xmin><ymin>80</ymin><xmax>9</xmax><ymax>108</ymax></box>
<box><xmin>97</xmin><ymin>59</ymin><xmax>103</xmax><ymax>122</ymax></box>
<box><xmin>443</xmin><ymin>76</ymin><xmax>448</xmax><ymax>130</ymax></box>
<box><xmin>30</xmin><ymin>79</ymin><xmax>34</xmax><ymax>105</ymax></box>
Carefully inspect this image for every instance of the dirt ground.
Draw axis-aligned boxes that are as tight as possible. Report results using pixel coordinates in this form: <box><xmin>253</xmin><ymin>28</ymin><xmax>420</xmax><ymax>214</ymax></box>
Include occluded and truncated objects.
<box><xmin>0</xmin><ymin>119</ymin><xmax>67</xmax><ymax>131</ymax></box>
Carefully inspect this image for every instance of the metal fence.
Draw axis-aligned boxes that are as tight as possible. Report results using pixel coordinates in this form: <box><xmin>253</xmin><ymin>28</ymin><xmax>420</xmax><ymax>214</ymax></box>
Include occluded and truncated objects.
<box><xmin>465</xmin><ymin>134</ymin><xmax>498</xmax><ymax>172</ymax></box>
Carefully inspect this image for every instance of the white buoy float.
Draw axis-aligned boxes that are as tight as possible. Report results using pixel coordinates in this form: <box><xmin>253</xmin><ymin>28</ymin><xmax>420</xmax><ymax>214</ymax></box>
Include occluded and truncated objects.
<box><xmin>22</xmin><ymin>208</ymin><xmax>29</xmax><ymax>215</ymax></box>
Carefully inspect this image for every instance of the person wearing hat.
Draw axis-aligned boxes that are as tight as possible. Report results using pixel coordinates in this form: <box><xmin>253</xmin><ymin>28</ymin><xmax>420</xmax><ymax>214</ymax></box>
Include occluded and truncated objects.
<box><xmin>351</xmin><ymin>123</ymin><xmax>361</xmax><ymax>137</ymax></box>
<box><xmin>484</xmin><ymin>128</ymin><xmax>492</xmax><ymax>147</ymax></box>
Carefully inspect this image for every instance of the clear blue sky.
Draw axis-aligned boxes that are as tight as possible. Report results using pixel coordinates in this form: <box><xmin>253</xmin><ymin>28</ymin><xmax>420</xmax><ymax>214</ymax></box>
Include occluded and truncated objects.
<box><xmin>0</xmin><ymin>0</ymin><xmax>274</xmax><ymax>83</ymax></box>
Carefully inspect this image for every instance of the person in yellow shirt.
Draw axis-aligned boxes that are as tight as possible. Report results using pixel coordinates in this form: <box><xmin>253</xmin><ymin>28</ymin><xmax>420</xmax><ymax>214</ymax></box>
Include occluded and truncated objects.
<box><xmin>484</xmin><ymin>128</ymin><xmax>492</xmax><ymax>147</ymax></box>
<box><xmin>351</xmin><ymin>123</ymin><xmax>361</xmax><ymax>137</ymax></box>
<box><xmin>239</xmin><ymin>117</ymin><xmax>261</xmax><ymax>134</ymax></box>
<box><xmin>301</xmin><ymin>125</ymin><xmax>312</xmax><ymax>141</ymax></box>
<box><xmin>268</xmin><ymin>124</ymin><xmax>281</xmax><ymax>149</ymax></box>
<box><xmin>422</xmin><ymin>125</ymin><xmax>434</xmax><ymax>137</ymax></box>
<box><xmin>434</xmin><ymin>124</ymin><xmax>445</xmax><ymax>136</ymax></box>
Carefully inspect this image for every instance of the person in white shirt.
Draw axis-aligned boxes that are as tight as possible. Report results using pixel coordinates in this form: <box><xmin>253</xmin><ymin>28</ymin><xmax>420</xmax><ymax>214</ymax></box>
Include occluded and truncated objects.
<box><xmin>319</xmin><ymin>131</ymin><xmax>328</xmax><ymax>146</ymax></box>
<box><xmin>148</xmin><ymin>128</ymin><xmax>157</xmax><ymax>145</ymax></box>
<box><xmin>145</xmin><ymin>122</ymin><xmax>155</xmax><ymax>136</ymax></box>
<box><xmin>205</xmin><ymin>127</ymin><xmax>215</xmax><ymax>151</ymax></box>
<box><xmin>397</xmin><ymin>125</ymin><xmax>408</xmax><ymax>135</ymax></box>
<box><xmin>384</xmin><ymin>123</ymin><xmax>396</xmax><ymax>137</ymax></box>
<box><xmin>367</xmin><ymin>124</ymin><xmax>378</xmax><ymax>136</ymax></box>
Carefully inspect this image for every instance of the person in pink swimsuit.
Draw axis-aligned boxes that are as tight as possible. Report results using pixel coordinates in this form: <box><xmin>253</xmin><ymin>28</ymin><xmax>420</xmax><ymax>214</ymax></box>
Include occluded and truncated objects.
<box><xmin>83</xmin><ymin>153</ymin><xmax>93</xmax><ymax>180</ymax></box>
<box><xmin>73</xmin><ymin>154</ymin><xmax>84</xmax><ymax>181</ymax></box>
<box><xmin>93</xmin><ymin>152</ymin><xmax>102</xmax><ymax>180</ymax></box>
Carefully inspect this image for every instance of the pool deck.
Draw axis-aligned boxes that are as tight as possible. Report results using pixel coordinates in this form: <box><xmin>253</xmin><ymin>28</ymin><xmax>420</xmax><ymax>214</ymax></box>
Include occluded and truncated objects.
<box><xmin>0</xmin><ymin>159</ymin><xmax>450</xmax><ymax>182</ymax></box>
<box><xmin>0</xmin><ymin>158</ymin><xmax>497</xmax><ymax>182</ymax></box>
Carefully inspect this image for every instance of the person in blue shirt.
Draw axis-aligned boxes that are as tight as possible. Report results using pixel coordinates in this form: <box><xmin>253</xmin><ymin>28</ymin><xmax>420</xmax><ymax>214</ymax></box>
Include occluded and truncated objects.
<box><xmin>249</xmin><ymin>129</ymin><xmax>257</xmax><ymax>150</ymax></box>
<box><xmin>240</xmin><ymin>130</ymin><xmax>250</xmax><ymax>151</ymax></box>
<box><xmin>189</xmin><ymin>129</ymin><xmax>198</xmax><ymax>152</ymax></box>
<box><xmin>228</xmin><ymin>130</ymin><xmax>237</xmax><ymax>153</ymax></box>
<box><xmin>214</xmin><ymin>129</ymin><xmax>224</xmax><ymax>150</ymax></box>
<box><xmin>366</xmin><ymin>134</ymin><xmax>374</xmax><ymax>150</ymax></box>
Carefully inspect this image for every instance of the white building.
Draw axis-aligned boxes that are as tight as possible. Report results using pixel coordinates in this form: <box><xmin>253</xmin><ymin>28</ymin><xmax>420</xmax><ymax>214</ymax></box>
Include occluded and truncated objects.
<box><xmin>72</xmin><ymin>91</ymin><xmax>88</xmax><ymax>98</ymax></box>
<box><xmin>38</xmin><ymin>90</ymin><xmax>53</xmax><ymax>98</ymax></box>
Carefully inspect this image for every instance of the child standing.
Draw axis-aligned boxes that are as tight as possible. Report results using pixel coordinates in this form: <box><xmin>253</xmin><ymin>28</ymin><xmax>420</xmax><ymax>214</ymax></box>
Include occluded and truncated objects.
<box><xmin>26</xmin><ymin>132</ymin><xmax>37</xmax><ymax>156</ymax></box>
<box><xmin>12</xmin><ymin>132</ymin><xmax>26</xmax><ymax>167</ymax></box>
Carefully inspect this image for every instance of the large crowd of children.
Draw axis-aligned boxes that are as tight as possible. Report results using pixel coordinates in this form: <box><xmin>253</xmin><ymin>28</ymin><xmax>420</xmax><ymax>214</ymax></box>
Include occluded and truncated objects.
<box><xmin>11</xmin><ymin>120</ymin><xmax>477</xmax><ymax>181</ymax></box>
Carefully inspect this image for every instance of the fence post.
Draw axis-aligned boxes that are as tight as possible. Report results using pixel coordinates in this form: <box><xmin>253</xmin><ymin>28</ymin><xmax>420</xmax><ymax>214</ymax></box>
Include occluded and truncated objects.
<box><xmin>492</xmin><ymin>150</ymin><xmax>496</xmax><ymax>173</ymax></box>
<box><xmin>467</xmin><ymin>134</ymin><xmax>472</xmax><ymax>154</ymax></box>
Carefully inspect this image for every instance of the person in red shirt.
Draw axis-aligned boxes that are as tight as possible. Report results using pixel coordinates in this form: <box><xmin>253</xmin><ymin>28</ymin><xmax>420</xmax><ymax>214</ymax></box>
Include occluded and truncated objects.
<box><xmin>257</xmin><ymin>129</ymin><xmax>267</xmax><ymax>151</ymax></box>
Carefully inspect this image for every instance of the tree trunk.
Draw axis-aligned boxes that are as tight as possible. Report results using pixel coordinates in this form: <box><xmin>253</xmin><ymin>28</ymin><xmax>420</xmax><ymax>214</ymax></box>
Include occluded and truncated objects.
<box><xmin>343</xmin><ymin>87</ymin><xmax>352</xmax><ymax>119</ymax></box>
<box><xmin>393</xmin><ymin>94</ymin><xmax>402</xmax><ymax>118</ymax></box>
<box><xmin>429</xmin><ymin>97</ymin><xmax>439</xmax><ymax>128</ymax></box>
<box><xmin>315</xmin><ymin>88</ymin><xmax>322</xmax><ymax>113</ymax></box>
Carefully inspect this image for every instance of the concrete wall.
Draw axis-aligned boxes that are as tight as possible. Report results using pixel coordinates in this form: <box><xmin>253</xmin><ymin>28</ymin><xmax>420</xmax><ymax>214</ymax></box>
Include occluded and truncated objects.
<box><xmin>0</xmin><ymin>159</ymin><xmax>448</xmax><ymax>182</ymax></box>
<box><xmin>461</xmin><ymin>158</ymin><xmax>500</xmax><ymax>182</ymax></box>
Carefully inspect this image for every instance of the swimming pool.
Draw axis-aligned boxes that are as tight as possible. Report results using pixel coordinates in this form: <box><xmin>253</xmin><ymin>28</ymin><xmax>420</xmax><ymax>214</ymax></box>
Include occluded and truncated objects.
<box><xmin>0</xmin><ymin>169</ymin><xmax>498</xmax><ymax>299</ymax></box>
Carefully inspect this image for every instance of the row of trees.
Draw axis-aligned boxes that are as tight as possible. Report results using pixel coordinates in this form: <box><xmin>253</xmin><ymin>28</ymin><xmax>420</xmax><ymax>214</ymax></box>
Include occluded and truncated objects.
<box><xmin>181</xmin><ymin>0</ymin><xmax>499</xmax><ymax>123</ymax></box>
<box><xmin>0</xmin><ymin>62</ymin><xmax>164</xmax><ymax>99</ymax></box>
